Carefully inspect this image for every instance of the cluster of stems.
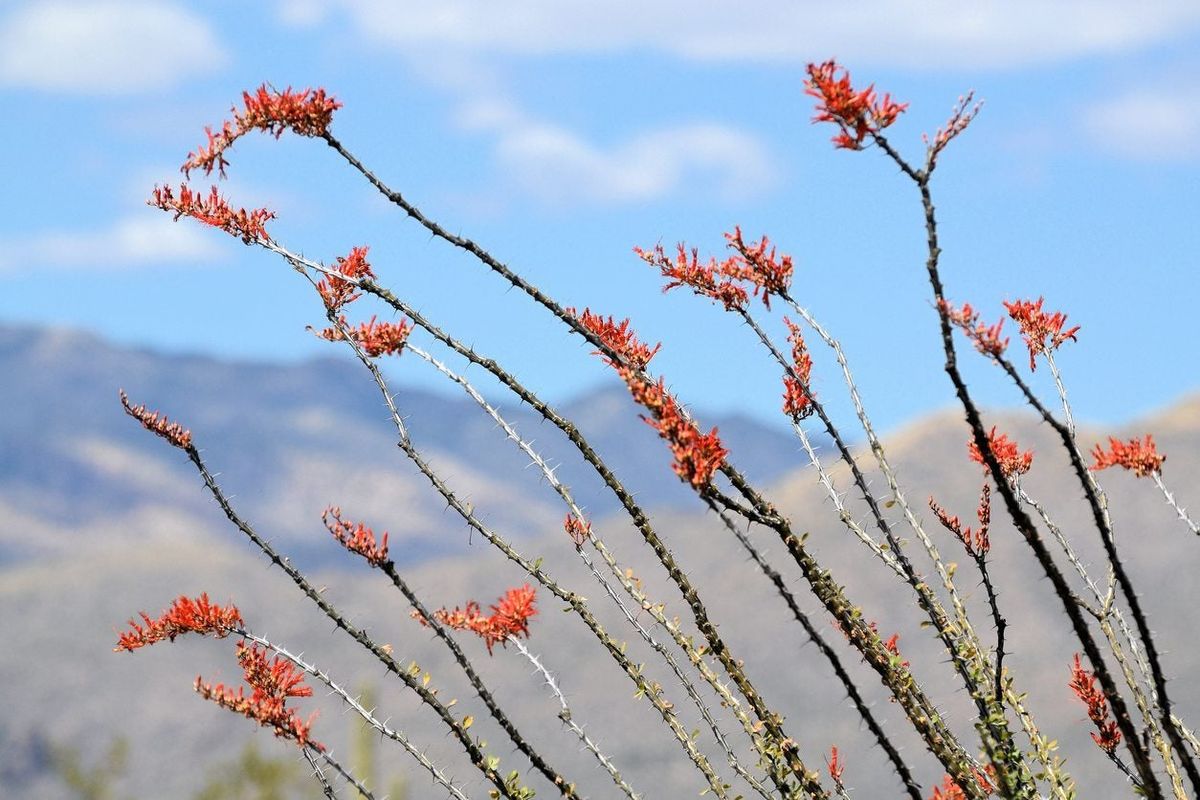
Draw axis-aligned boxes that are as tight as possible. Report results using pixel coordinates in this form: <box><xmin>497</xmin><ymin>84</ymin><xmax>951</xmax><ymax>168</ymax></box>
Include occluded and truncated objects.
<box><xmin>113</xmin><ymin>67</ymin><xmax>1198</xmax><ymax>800</ymax></box>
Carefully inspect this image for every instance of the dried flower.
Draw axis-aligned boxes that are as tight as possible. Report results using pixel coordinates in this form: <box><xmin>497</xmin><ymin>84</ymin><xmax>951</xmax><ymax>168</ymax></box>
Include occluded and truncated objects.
<box><xmin>196</xmin><ymin>641</ymin><xmax>321</xmax><ymax>750</ymax></box>
<box><xmin>115</xmin><ymin>593</ymin><xmax>242</xmax><ymax>651</ymax></box>
<box><xmin>322</xmin><ymin>507</ymin><xmax>390</xmax><ymax>567</ymax></box>
<box><xmin>421</xmin><ymin>585</ymin><xmax>538</xmax><ymax>655</ymax></box>
<box><xmin>119</xmin><ymin>389</ymin><xmax>193</xmax><ymax>450</ymax></box>
<box><xmin>316</xmin><ymin>315</ymin><xmax>412</xmax><ymax>357</ymax></box>
<box><xmin>183</xmin><ymin>85</ymin><xmax>342</xmax><ymax>178</ymax></box>
<box><xmin>1069</xmin><ymin>654</ymin><xmax>1122</xmax><ymax>753</ymax></box>
<box><xmin>782</xmin><ymin>317</ymin><xmax>815</xmax><ymax>419</ymax></box>
<box><xmin>316</xmin><ymin>246</ymin><xmax>375</xmax><ymax>311</ymax></box>
<box><xmin>1003</xmin><ymin>297</ymin><xmax>1079</xmax><ymax>371</ymax></box>
<box><xmin>571</xmin><ymin>307</ymin><xmax>662</xmax><ymax>370</ymax></box>
<box><xmin>1091</xmin><ymin>435</ymin><xmax>1165</xmax><ymax>478</ymax></box>
<box><xmin>938</xmin><ymin>300</ymin><xmax>1008</xmax><ymax>359</ymax></box>
<box><xmin>968</xmin><ymin>427</ymin><xmax>1033</xmax><ymax>479</ymax></box>
<box><xmin>929</xmin><ymin>483</ymin><xmax>991</xmax><ymax>557</ymax></box>
<box><xmin>564</xmin><ymin>514</ymin><xmax>591</xmax><ymax>548</ymax></box>
<box><xmin>804</xmin><ymin>60</ymin><xmax>908</xmax><ymax>150</ymax></box>
<box><xmin>924</xmin><ymin>93</ymin><xmax>983</xmax><ymax>165</ymax></box>
<box><xmin>150</xmin><ymin>184</ymin><xmax>274</xmax><ymax>245</ymax></box>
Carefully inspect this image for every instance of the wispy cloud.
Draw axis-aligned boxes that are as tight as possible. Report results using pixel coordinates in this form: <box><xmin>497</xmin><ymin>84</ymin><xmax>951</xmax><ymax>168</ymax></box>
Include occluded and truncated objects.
<box><xmin>318</xmin><ymin>0</ymin><xmax>1200</xmax><ymax>69</ymax></box>
<box><xmin>0</xmin><ymin>0</ymin><xmax>227</xmax><ymax>94</ymax></box>
<box><xmin>0</xmin><ymin>216</ymin><xmax>224</xmax><ymax>273</ymax></box>
<box><xmin>455</xmin><ymin>97</ymin><xmax>774</xmax><ymax>206</ymax></box>
<box><xmin>1083</xmin><ymin>87</ymin><xmax>1200</xmax><ymax>162</ymax></box>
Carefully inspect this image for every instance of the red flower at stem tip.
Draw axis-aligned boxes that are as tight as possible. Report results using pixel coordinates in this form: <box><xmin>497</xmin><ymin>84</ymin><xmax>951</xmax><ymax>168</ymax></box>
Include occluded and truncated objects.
<box><xmin>183</xmin><ymin>84</ymin><xmax>342</xmax><ymax>178</ymax></box>
<box><xmin>316</xmin><ymin>315</ymin><xmax>412</xmax><ymax>358</ymax></box>
<box><xmin>1003</xmin><ymin>297</ymin><xmax>1079</xmax><ymax>371</ymax></box>
<box><xmin>938</xmin><ymin>300</ymin><xmax>1008</xmax><ymax>359</ymax></box>
<box><xmin>1091</xmin><ymin>435</ymin><xmax>1165</xmax><ymax>478</ymax></box>
<box><xmin>564</xmin><ymin>513</ymin><xmax>591</xmax><ymax>548</ymax></box>
<box><xmin>782</xmin><ymin>317</ymin><xmax>815</xmax><ymax>419</ymax></box>
<box><xmin>418</xmin><ymin>585</ymin><xmax>538</xmax><ymax>655</ymax></box>
<box><xmin>804</xmin><ymin>60</ymin><xmax>908</xmax><ymax>150</ymax></box>
<box><xmin>115</xmin><ymin>593</ymin><xmax>242</xmax><ymax>651</ymax></box>
<box><xmin>150</xmin><ymin>184</ymin><xmax>274</xmax><ymax>245</ymax></box>
<box><xmin>119</xmin><ymin>389</ymin><xmax>193</xmax><ymax>450</ymax></box>
<box><xmin>322</xmin><ymin>506</ymin><xmax>390</xmax><ymax>567</ymax></box>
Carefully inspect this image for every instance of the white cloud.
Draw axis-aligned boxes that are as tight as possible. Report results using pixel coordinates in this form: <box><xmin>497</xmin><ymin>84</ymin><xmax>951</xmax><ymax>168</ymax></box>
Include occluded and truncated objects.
<box><xmin>0</xmin><ymin>1</ymin><xmax>227</xmax><ymax>94</ymax></box>
<box><xmin>1083</xmin><ymin>88</ymin><xmax>1200</xmax><ymax>162</ymax></box>
<box><xmin>0</xmin><ymin>216</ymin><xmax>225</xmax><ymax>273</ymax></box>
<box><xmin>328</xmin><ymin>0</ymin><xmax>1200</xmax><ymax>70</ymax></box>
<box><xmin>456</xmin><ymin>97</ymin><xmax>774</xmax><ymax>205</ymax></box>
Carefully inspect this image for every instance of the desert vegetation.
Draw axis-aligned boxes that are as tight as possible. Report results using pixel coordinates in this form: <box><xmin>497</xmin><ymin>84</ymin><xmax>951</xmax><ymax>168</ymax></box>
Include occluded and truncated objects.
<box><xmin>112</xmin><ymin>62</ymin><xmax>1199</xmax><ymax>799</ymax></box>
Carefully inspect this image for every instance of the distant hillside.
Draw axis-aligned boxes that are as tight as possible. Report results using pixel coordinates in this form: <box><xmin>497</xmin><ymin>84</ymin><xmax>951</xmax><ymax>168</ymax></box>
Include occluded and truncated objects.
<box><xmin>3</xmin><ymin>323</ymin><xmax>1198</xmax><ymax>799</ymax></box>
<box><xmin>0</xmin><ymin>323</ymin><xmax>816</xmax><ymax>566</ymax></box>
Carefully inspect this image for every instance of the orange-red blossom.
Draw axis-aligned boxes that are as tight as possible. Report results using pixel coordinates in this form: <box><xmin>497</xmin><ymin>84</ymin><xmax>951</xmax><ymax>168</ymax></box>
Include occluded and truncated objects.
<box><xmin>322</xmin><ymin>506</ymin><xmax>390</xmax><ymax>567</ymax></box>
<box><xmin>316</xmin><ymin>246</ymin><xmax>375</xmax><ymax>312</ymax></box>
<box><xmin>115</xmin><ymin>593</ymin><xmax>243</xmax><ymax>651</ymax></box>
<box><xmin>573</xmin><ymin>307</ymin><xmax>727</xmax><ymax>489</ymax></box>
<box><xmin>1069</xmin><ymin>654</ymin><xmax>1122</xmax><ymax>753</ymax></box>
<box><xmin>150</xmin><ymin>184</ymin><xmax>274</xmax><ymax>245</ymax></box>
<box><xmin>195</xmin><ymin>641</ymin><xmax>322</xmax><ymax>750</ymax></box>
<box><xmin>804</xmin><ymin>60</ymin><xmax>908</xmax><ymax>150</ymax></box>
<box><xmin>1091</xmin><ymin>434</ymin><xmax>1165</xmax><ymax>478</ymax></box>
<box><xmin>417</xmin><ymin>585</ymin><xmax>538</xmax><ymax>655</ymax></box>
<box><xmin>119</xmin><ymin>389</ymin><xmax>193</xmax><ymax>450</ymax></box>
<box><xmin>316</xmin><ymin>315</ymin><xmax>412</xmax><ymax>358</ymax></box>
<box><xmin>968</xmin><ymin>427</ymin><xmax>1033</xmax><ymax>480</ymax></box>
<box><xmin>183</xmin><ymin>84</ymin><xmax>342</xmax><ymax>178</ymax></box>
<box><xmin>1003</xmin><ymin>297</ymin><xmax>1079</xmax><ymax>371</ymax></box>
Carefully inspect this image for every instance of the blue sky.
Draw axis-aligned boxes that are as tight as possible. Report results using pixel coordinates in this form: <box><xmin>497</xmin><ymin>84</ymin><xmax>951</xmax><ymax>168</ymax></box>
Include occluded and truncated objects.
<box><xmin>2</xmin><ymin>1</ymin><xmax>1198</xmax><ymax>435</ymax></box>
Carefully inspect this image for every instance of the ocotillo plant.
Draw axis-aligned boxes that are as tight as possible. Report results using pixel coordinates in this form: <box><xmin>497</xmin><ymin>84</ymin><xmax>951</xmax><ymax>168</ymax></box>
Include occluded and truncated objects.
<box><xmin>113</xmin><ymin>63</ymin><xmax>1200</xmax><ymax>800</ymax></box>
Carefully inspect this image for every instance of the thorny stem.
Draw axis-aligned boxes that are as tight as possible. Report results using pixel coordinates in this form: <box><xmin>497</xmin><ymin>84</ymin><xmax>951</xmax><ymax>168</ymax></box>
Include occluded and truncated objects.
<box><xmin>973</xmin><ymin>556</ymin><xmax>1006</xmax><ymax>703</ymax></box>
<box><xmin>321</xmin><ymin>138</ymin><xmax>985</xmax><ymax>795</ymax></box>
<box><xmin>705</xmin><ymin>500</ymin><xmax>924</xmax><ymax>800</ymax></box>
<box><xmin>507</xmin><ymin>636</ymin><xmax>642</xmax><ymax>800</ymax></box>
<box><xmin>302</xmin><ymin>747</ymin><xmax>339</xmax><ymax>800</ymax></box>
<box><xmin>733</xmin><ymin>308</ymin><xmax>1031</xmax><ymax>799</ymax></box>
<box><xmin>1151</xmin><ymin>472</ymin><xmax>1200</xmax><ymax>536</ymax></box>
<box><xmin>235</xmin><ymin>629</ymin><xmax>471</xmax><ymax>800</ymax></box>
<box><xmin>314</xmin><ymin>304</ymin><xmax>735</xmax><ymax>799</ymax></box>
<box><xmin>992</xmin><ymin>332</ymin><xmax>1198</xmax><ymax>794</ymax></box>
<box><xmin>375</xmin><ymin>555</ymin><xmax>581</xmax><ymax>798</ymax></box>
<box><xmin>178</xmin><ymin>442</ymin><xmax>521</xmax><ymax>799</ymax></box>
<box><xmin>873</xmin><ymin>129</ymin><xmax>1164</xmax><ymax>797</ymax></box>
<box><xmin>403</xmin><ymin>342</ymin><xmax>778</xmax><ymax>799</ymax></box>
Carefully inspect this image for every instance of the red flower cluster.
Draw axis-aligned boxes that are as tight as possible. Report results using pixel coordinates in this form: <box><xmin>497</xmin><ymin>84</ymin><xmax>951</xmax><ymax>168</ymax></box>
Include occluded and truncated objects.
<box><xmin>575</xmin><ymin>308</ymin><xmax>727</xmax><ymax>488</ymax></box>
<box><xmin>419</xmin><ymin>585</ymin><xmax>538</xmax><ymax>655</ymax></box>
<box><xmin>929</xmin><ymin>483</ymin><xmax>991</xmax><ymax>558</ymax></box>
<box><xmin>928</xmin><ymin>768</ymin><xmax>996</xmax><ymax>800</ymax></box>
<box><xmin>183</xmin><ymin>85</ymin><xmax>342</xmax><ymax>178</ymax></box>
<box><xmin>1091</xmin><ymin>435</ymin><xmax>1165</xmax><ymax>478</ymax></box>
<box><xmin>316</xmin><ymin>315</ymin><xmax>412</xmax><ymax>357</ymax></box>
<box><xmin>635</xmin><ymin>227</ymin><xmax>793</xmax><ymax>312</ymax></box>
<box><xmin>150</xmin><ymin>184</ymin><xmax>274</xmax><ymax>245</ymax></box>
<box><xmin>1069</xmin><ymin>654</ymin><xmax>1122</xmax><ymax>753</ymax></box>
<box><xmin>571</xmin><ymin>307</ymin><xmax>662</xmax><ymax>370</ymax></box>
<box><xmin>316</xmin><ymin>246</ymin><xmax>375</xmax><ymax>312</ymax></box>
<box><xmin>938</xmin><ymin>300</ymin><xmax>1008</xmax><ymax>359</ymax></box>
<box><xmin>827</xmin><ymin>745</ymin><xmax>844</xmax><ymax>783</ymax></box>
<box><xmin>629</xmin><ymin>377</ymin><xmax>728</xmax><ymax>489</ymax></box>
<box><xmin>322</xmin><ymin>507</ymin><xmax>390</xmax><ymax>567</ymax></box>
<box><xmin>804</xmin><ymin>60</ymin><xmax>908</xmax><ymax>150</ymax></box>
<box><xmin>563</xmin><ymin>513</ymin><xmax>591</xmax><ymax>548</ymax></box>
<box><xmin>1003</xmin><ymin>298</ymin><xmax>1080</xmax><ymax>371</ymax></box>
<box><xmin>118</xmin><ymin>389</ymin><xmax>193</xmax><ymax>450</ymax></box>
<box><xmin>115</xmin><ymin>593</ymin><xmax>243</xmax><ymax>652</ymax></box>
<box><xmin>968</xmin><ymin>427</ymin><xmax>1033</xmax><ymax>480</ymax></box>
<box><xmin>196</xmin><ymin>642</ymin><xmax>322</xmax><ymax>750</ymax></box>
<box><xmin>781</xmin><ymin>317</ymin><xmax>815</xmax><ymax>419</ymax></box>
